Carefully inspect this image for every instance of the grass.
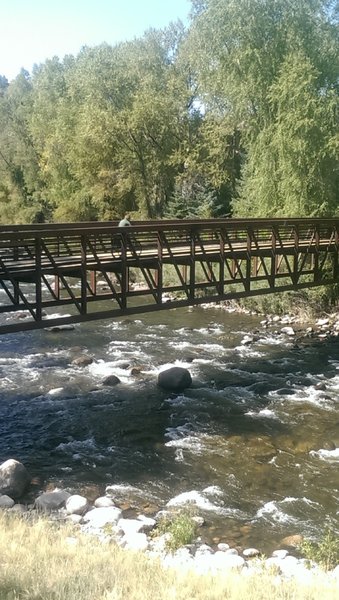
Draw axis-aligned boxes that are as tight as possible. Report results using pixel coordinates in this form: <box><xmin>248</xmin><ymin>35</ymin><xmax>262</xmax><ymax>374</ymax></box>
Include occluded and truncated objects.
<box><xmin>0</xmin><ymin>512</ymin><xmax>338</xmax><ymax>600</ymax></box>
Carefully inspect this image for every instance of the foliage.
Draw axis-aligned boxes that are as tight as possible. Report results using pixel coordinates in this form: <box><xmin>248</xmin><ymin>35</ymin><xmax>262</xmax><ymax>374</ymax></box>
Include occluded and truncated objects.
<box><xmin>188</xmin><ymin>0</ymin><xmax>339</xmax><ymax>218</ymax></box>
<box><xmin>165</xmin><ymin>173</ymin><xmax>222</xmax><ymax>219</ymax></box>
<box><xmin>0</xmin><ymin>0</ymin><xmax>338</xmax><ymax>226</ymax></box>
<box><xmin>299</xmin><ymin>528</ymin><xmax>339</xmax><ymax>571</ymax></box>
<box><xmin>154</xmin><ymin>509</ymin><xmax>198</xmax><ymax>552</ymax></box>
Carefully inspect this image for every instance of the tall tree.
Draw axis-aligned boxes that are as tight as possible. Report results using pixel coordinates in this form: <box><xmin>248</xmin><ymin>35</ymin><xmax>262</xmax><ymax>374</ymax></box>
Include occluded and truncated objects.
<box><xmin>0</xmin><ymin>70</ymin><xmax>45</xmax><ymax>223</ymax></box>
<box><xmin>188</xmin><ymin>0</ymin><xmax>339</xmax><ymax>216</ymax></box>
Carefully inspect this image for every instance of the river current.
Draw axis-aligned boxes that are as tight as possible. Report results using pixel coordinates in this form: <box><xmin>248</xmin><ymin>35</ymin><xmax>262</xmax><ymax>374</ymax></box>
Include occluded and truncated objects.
<box><xmin>0</xmin><ymin>299</ymin><xmax>338</xmax><ymax>554</ymax></box>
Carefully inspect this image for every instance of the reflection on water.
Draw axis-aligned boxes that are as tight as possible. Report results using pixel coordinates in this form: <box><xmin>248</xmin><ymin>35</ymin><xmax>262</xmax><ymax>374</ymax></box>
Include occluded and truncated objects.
<box><xmin>0</xmin><ymin>304</ymin><xmax>339</xmax><ymax>553</ymax></box>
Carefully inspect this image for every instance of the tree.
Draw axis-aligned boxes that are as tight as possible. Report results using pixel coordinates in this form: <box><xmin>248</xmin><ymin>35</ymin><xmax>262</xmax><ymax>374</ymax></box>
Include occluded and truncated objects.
<box><xmin>188</xmin><ymin>0</ymin><xmax>339</xmax><ymax>217</ymax></box>
<box><xmin>0</xmin><ymin>70</ymin><xmax>46</xmax><ymax>223</ymax></box>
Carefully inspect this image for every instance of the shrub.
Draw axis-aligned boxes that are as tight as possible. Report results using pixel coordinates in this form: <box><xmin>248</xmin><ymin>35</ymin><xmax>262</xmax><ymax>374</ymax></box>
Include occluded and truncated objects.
<box><xmin>155</xmin><ymin>510</ymin><xmax>198</xmax><ymax>552</ymax></box>
<box><xmin>299</xmin><ymin>528</ymin><xmax>339</xmax><ymax>571</ymax></box>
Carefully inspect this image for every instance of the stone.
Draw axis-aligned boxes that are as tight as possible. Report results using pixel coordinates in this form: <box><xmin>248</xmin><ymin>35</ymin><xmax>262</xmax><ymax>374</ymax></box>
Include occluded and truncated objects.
<box><xmin>94</xmin><ymin>496</ymin><xmax>116</xmax><ymax>508</ymax></box>
<box><xmin>0</xmin><ymin>459</ymin><xmax>31</xmax><ymax>499</ymax></box>
<box><xmin>315</xmin><ymin>382</ymin><xmax>327</xmax><ymax>390</ymax></box>
<box><xmin>192</xmin><ymin>515</ymin><xmax>205</xmax><ymax>527</ymax></box>
<box><xmin>157</xmin><ymin>367</ymin><xmax>192</xmax><ymax>392</ymax></box>
<box><xmin>121</xmin><ymin>532</ymin><xmax>149</xmax><ymax>551</ymax></box>
<box><xmin>117</xmin><ymin>518</ymin><xmax>145</xmax><ymax>536</ymax></box>
<box><xmin>35</xmin><ymin>489</ymin><xmax>71</xmax><ymax>512</ymax></box>
<box><xmin>217</xmin><ymin>542</ymin><xmax>230</xmax><ymax>552</ymax></box>
<box><xmin>280</xmin><ymin>534</ymin><xmax>303</xmax><ymax>547</ymax></box>
<box><xmin>281</xmin><ymin>326</ymin><xmax>295</xmax><ymax>336</ymax></box>
<box><xmin>195</xmin><ymin>544</ymin><xmax>213</xmax><ymax>556</ymax></box>
<box><xmin>102</xmin><ymin>375</ymin><xmax>121</xmax><ymax>386</ymax></box>
<box><xmin>66</xmin><ymin>514</ymin><xmax>83</xmax><ymax>524</ymax></box>
<box><xmin>65</xmin><ymin>494</ymin><xmax>89</xmax><ymax>515</ymax></box>
<box><xmin>46</xmin><ymin>324</ymin><xmax>75</xmax><ymax>332</ymax></box>
<box><xmin>316</xmin><ymin>318</ymin><xmax>329</xmax><ymax>327</ymax></box>
<box><xmin>82</xmin><ymin>506</ymin><xmax>122</xmax><ymax>528</ymax></box>
<box><xmin>272</xmin><ymin>549</ymin><xmax>289</xmax><ymax>559</ymax></box>
<box><xmin>0</xmin><ymin>494</ymin><xmax>15</xmax><ymax>508</ymax></box>
<box><xmin>11</xmin><ymin>503</ymin><xmax>27</xmax><ymax>513</ymax></box>
<box><xmin>71</xmin><ymin>356</ymin><xmax>93</xmax><ymax>367</ymax></box>
<box><xmin>212</xmin><ymin>551</ymin><xmax>245</xmax><ymax>571</ymax></box>
<box><xmin>137</xmin><ymin>515</ymin><xmax>156</xmax><ymax>532</ymax></box>
<box><xmin>243</xmin><ymin>547</ymin><xmax>260</xmax><ymax>558</ymax></box>
<box><xmin>130</xmin><ymin>366</ymin><xmax>145</xmax><ymax>375</ymax></box>
<box><xmin>241</xmin><ymin>335</ymin><xmax>253</xmax><ymax>345</ymax></box>
<box><xmin>278</xmin><ymin>555</ymin><xmax>301</xmax><ymax>577</ymax></box>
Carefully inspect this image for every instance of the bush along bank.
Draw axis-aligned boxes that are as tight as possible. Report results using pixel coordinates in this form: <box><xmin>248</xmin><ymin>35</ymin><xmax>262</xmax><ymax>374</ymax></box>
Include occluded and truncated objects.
<box><xmin>0</xmin><ymin>459</ymin><xmax>338</xmax><ymax>584</ymax></box>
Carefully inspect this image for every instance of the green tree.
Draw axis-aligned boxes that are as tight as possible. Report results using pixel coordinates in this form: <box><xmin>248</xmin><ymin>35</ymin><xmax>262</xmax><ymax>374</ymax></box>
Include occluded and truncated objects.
<box><xmin>188</xmin><ymin>0</ymin><xmax>339</xmax><ymax>217</ymax></box>
<box><xmin>0</xmin><ymin>70</ymin><xmax>46</xmax><ymax>223</ymax></box>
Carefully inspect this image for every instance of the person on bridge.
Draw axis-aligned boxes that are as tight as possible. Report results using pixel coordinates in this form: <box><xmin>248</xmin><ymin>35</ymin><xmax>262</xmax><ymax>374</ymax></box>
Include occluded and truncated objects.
<box><xmin>118</xmin><ymin>214</ymin><xmax>131</xmax><ymax>227</ymax></box>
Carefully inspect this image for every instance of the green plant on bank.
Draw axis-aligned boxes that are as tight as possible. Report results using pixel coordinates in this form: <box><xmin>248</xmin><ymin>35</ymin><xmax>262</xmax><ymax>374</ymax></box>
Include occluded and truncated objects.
<box><xmin>298</xmin><ymin>529</ymin><xmax>339</xmax><ymax>572</ymax></box>
<box><xmin>153</xmin><ymin>509</ymin><xmax>198</xmax><ymax>552</ymax></box>
<box><xmin>238</xmin><ymin>284</ymin><xmax>339</xmax><ymax>319</ymax></box>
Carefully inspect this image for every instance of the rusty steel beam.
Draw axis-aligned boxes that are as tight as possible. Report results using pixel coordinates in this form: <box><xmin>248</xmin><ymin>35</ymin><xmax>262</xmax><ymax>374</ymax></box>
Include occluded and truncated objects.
<box><xmin>0</xmin><ymin>218</ymin><xmax>338</xmax><ymax>334</ymax></box>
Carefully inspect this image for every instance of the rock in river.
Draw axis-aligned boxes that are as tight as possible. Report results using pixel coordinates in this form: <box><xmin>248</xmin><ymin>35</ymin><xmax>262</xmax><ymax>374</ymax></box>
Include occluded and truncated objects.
<box><xmin>157</xmin><ymin>367</ymin><xmax>192</xmax><ymax>392</ymax></box>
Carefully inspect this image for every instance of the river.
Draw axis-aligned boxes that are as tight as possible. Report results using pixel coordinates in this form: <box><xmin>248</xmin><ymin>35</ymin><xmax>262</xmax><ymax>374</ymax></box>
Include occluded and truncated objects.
<box><xmin>0</xmin><ymin>300</ymin><xmax>338</xmax><ymax>554</ymax></box>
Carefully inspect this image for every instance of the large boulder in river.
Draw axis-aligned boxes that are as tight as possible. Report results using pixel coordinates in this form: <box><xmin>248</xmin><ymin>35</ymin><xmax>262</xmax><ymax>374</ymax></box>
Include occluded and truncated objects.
<box><xmin>102</xmin><ymin>375</ymin><xmax>121</xmax><ymax>386</ymax></box>
<box><xmin>157</xmin><ymin>367</ymin><xmax>192</xmax><ymax>392</ymax></box>
<box><xmin>0</xmin><ymin>459</ymin><xmax>31</xmax><ymax>499</ymax></box>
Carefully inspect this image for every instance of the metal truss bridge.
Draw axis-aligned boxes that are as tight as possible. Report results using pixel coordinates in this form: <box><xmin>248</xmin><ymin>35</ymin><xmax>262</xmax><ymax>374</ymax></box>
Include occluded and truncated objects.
<box><xmin>0</xmin><ymin>218</ymin><xmax>338</xmax><ymax>334</ymax></box>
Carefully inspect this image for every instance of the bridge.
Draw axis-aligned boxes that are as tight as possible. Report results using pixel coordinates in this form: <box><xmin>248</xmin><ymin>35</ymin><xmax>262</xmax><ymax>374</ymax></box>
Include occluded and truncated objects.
<box><xmin>0</xmin><ymin>217</ymin><xmax>338</xmax><ymax>334</ymax></box>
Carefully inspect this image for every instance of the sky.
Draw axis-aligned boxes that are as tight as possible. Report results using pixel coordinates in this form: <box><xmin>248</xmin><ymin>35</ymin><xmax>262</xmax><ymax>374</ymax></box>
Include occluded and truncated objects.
<box><xmin>0</xmin><ymin>0</ymin><xmax>192</xmax><ymax>81</ymax></box>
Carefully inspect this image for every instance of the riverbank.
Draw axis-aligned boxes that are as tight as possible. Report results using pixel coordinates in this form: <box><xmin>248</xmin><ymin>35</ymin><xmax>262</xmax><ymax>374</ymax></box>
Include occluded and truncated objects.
<box><xmin>1</xmin><ymin>459</ymin><xmax>338</xmax><ymax>588</ymax></box>
<box><xmin>0</xmin><ymin>511</ymin><xmax>338</xmax><ymax>600</ymax></box>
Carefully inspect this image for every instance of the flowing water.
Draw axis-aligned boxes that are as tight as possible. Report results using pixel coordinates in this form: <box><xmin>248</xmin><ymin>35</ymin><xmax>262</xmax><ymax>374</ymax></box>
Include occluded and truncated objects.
<box><xmin>0</xmin><ymin>296</ymin><xmax>339</xmax><ymax>554</ymax></box>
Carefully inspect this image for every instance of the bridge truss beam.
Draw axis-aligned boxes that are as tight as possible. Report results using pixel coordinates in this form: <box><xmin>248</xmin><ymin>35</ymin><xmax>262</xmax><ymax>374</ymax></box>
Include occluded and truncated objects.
<box><xmin>0</xmin><ymin>218</ymin><xmax>338</xmax><ymax>334</ymax></box>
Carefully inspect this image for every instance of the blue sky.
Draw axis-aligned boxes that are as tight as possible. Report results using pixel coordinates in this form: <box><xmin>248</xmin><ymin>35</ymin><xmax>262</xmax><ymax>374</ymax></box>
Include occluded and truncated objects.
<box><xmin>0</xmin><ymin>0</ymin><xmax>192</xmax><ymax>81</ymax></box>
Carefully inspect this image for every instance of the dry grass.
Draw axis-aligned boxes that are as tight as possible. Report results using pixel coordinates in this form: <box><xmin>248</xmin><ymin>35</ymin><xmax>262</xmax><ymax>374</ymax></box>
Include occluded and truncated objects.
<box><xmin>0</xmin><ymin>512</ymin><xmax>338</xmax><ymax>600</ymax></box>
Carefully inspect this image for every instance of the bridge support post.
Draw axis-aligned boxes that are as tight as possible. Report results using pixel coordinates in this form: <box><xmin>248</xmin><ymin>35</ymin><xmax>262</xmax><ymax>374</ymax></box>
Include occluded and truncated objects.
<box><xmin>90</xmin><ymin>270</ymin><xmax>96</xmax><ymax>294</ymax></box>
<box><xmin>270</xmin><ymin>227</ymin><xmax>277</xmax><ymax>288</ymax></box>
<box><xmin>35</xmin><ymin>238</ymin><xmax>42</xmax><ymax>321</ymax></box>
<box><xmin>120</xmin><ymin>234</ymin><xmax>129</xmax><ymax>309</ymax></box>
<box><xmin>334</xmin><ymin>226</ymin><xmax>339</xmax><ymax>281</ymax></box>
<box><xmin>189</xmin><ymin>233</ymin><xmax>196</xmax><ymax>300</ymax></box>
<box><xmin>293</xmin><ymin>225</ymin><xmax>300</xmax><ymax>285</ymax></box>
<box><xmin>245</xmin><ymin>229</ymin><xmax>252</xmax><ymax>293</ymax></box>
<box><xmin>80</xmin><ymin>235</ymin><xmax>87</xmax><ymax>315</ymax></box>
<box><xmin>219</xmin><ymin>232</ymin><xmax>225</xmax><ymax>295</ymax></box>
<box><xmin>156</xmin><ymin>233</ymin><xmax>163</xmax><ymax>304</ymax></box>
<box><xmin>314</xmin><ymin>224</ymin><xmax>320</xmax><ymax>283</ymax></box>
